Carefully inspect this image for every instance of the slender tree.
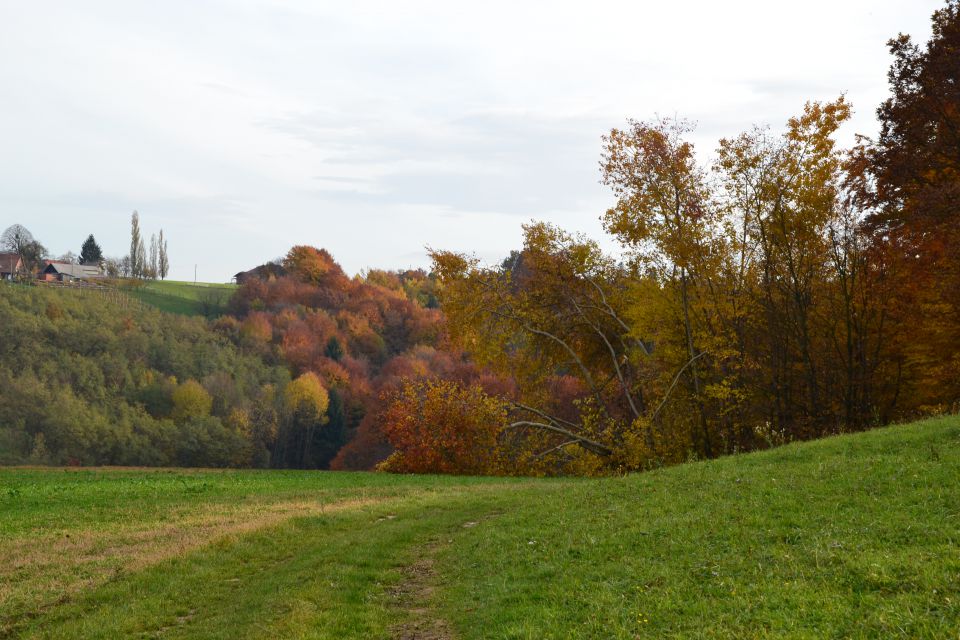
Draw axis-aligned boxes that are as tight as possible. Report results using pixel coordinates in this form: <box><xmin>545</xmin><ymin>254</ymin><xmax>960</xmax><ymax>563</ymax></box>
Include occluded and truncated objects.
<box><xmin>158</xmin><ymin>229</ymin><xmax>169</xmax><ymax>280</ymax></box>
<box><xmin>129</xmin><ymin>211</ymin><xmax>142</xmax><ymax>278</ymax></box>
<box><xmin>137</xmin><ymin>236</ymin><xmax>146</xmax><ymax>279</ymax></box>
<box><xmin>149</xmin><ymin>234</ymin><xmax>158</xmax><ymax>279</ymax></box>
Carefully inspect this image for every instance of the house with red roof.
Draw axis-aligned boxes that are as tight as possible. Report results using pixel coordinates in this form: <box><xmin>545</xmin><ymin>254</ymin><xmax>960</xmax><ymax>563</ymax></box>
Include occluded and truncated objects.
<box><xmin>0</xmin><ymin>253</ymin><xmax>22</xmax><ymax>280</ymax></box>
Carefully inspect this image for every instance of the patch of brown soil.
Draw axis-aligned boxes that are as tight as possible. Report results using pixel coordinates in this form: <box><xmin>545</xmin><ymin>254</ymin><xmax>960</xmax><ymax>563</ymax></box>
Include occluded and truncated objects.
<box><xmin>388</xmin><ymin>542</ymin><xmax>456</xmax><ymax>640</ymax></box>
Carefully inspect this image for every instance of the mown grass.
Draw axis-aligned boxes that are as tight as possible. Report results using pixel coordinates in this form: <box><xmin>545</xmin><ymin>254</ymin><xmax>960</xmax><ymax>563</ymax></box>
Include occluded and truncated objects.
<box><xmin>2</xmin><ymin>416</ymin><xmax>958</xmax><ymax>639</ymax></box>
<box><xmin>125</xmin><ymin>281</ymin><xmax>237</xmax><ymax>316</ymax></box>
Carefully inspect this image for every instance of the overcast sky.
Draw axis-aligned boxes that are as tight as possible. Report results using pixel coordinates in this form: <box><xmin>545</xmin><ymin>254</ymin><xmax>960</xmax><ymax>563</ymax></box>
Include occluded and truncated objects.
<box><xmin>0</xmin><ymin>1</ymin><xmax>942</xmax><ymax>282</ymax></box>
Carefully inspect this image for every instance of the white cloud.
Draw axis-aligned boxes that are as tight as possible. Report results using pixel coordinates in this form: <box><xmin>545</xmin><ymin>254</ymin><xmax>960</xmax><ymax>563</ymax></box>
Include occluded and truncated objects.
<box><xmin>0</xmin><ymin>0</ymin><xmax>942</xmax><ymax>280</ymax></box>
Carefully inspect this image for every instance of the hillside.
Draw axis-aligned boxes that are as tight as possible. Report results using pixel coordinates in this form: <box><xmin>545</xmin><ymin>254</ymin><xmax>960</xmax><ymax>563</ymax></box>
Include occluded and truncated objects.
<box><xmin>125</xmin><ymin>280</ymin><xmax>237</xmax><ymax>317</ymax></box>
<box><xmin>0</xmin><ymin>282</ymin><xmax>288</xmax><ymax>467</ymax></box>
<box><xmin>2</xmin><ymin>416</ymin><xmax>957</xmax><ymax>638</ymax></box>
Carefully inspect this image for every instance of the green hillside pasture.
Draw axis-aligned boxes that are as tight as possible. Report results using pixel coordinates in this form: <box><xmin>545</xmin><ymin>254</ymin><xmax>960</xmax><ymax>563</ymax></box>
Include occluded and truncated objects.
<box><xmin>2</xmin><ymin>416</ymin><xmax>958</xmax><ymax>639</ymax></box>
<box><xmin>126</xmin><ymin>280</ymin><xmax>237</xmax><ymax>316</ymax></box>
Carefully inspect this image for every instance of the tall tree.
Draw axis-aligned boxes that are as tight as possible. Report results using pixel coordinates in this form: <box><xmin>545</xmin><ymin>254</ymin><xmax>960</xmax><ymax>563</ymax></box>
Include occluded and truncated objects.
<box><xmin>149</xmin><ymin>233</ymin><xmax>158</xmax><ymax>279</ymax></box>
<box><xmin>79</xmin><ymin>234</ymin><xmax>103</xmax><ymax>266</ymax></box>
<box><xmin>857</xmin><ymin>0</ymin><xmax>960</xmax><ymax>230</ymax></box>
<box><xmin>137</xmin><ymin>236</ymin><xmax>146</xmax><ymax>279</ymax></box>
<box><xmin>158</xmin><ymin>229</ymin><xmax>169</xmax><ymax>280</ymax></box>
<box><xmin>282</xmin><ymin>372</ymin><xmax>330</xmax><ymax>468</ymax></box>
<box><xmin>129</xmin><ymin>211</ymin><xmax>142</xmax><ymax>278</ymax></box>
<box><xmin>601</xmin><ymin>117</ymin><xmax>720</xmax><ymax>455</ymax></box>
<box><xmin>848</xmin><ymin>0</ymin><xmax>960</xmax><ymax>413</ymax></box>
<box><xmin>716</xmin><ymin>99</ymin><xmax>862</xmax><ymax>436</ymax></box>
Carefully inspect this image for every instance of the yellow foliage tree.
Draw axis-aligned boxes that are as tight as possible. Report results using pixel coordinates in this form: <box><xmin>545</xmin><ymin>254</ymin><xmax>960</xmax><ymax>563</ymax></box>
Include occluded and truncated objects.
<box><xmin>171</xmin><ymin>379</ymin><xmax>213</xmax><ymax>423</ymax></box>
<box><xmin>282</xmin><ymin>372</ymin><xmax>330</xmax><ymax>467</ymax></box>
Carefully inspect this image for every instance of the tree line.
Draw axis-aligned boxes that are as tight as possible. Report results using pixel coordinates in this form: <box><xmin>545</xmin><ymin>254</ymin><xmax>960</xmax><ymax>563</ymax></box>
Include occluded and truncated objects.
<box><xmin>378</xmin><ymin>1</ymin><xmax>960</xmax><ymax>475</ymax></box>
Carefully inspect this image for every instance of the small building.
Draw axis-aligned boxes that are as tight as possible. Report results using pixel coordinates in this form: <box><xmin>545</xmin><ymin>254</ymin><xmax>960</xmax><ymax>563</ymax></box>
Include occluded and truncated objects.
<box><xmin>40</xmin><ymin>262</ymin><xmax>104</xmax><ymax>282</ymax></box>
<box><xmin>0</xmin><ymin>253</ymin><xmax>22</xmax><ymax>280</ymax></box>
<box><xmin>233</xmin><ymin>262</ymin><xmax>287</xmax><ymax>284</ymax></box>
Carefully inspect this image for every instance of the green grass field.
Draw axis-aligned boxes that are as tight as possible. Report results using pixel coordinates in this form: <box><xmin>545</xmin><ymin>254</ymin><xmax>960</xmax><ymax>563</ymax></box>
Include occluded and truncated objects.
<box><xmin>2</xmin><ymin>416</ymin><xmax>958</xmax><ymax>639</ymax></box>
<box><xmin>125</xmin><ymin>280</ymin><xmax>237</xmax><ymax>316</ymax></box>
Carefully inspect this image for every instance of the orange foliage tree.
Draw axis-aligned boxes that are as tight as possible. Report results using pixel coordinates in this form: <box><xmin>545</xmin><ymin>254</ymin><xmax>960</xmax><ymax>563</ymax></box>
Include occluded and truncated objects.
<box><xmin>378</xmin><ymin>378</ymin><xmax>508</xmax><ymax>475</ymax></box>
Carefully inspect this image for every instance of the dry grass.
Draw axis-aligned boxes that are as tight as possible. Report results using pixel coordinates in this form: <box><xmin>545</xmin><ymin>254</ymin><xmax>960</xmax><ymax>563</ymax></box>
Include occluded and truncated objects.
<box><xmin>0</xmin><ymin>495</ymin><xmax>388</xmax><ymax>632</ymax></box>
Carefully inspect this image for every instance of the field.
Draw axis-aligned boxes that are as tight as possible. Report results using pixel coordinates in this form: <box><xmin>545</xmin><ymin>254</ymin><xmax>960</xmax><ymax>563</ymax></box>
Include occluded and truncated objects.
<box><xmin>2</xmin><ymin>416</ymin><xmax>958</xmax><ymax>639</ymax></box>
<box><xmin>125</xmin><ymin>280</ymin><xmax>237</xmax><ymax>316</ymax></box>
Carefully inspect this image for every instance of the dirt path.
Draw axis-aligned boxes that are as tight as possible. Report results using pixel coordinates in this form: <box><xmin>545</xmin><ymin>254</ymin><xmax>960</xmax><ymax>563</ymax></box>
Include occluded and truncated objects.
<box><xmin>388</xmin><ymin>537</ymin><xmax>456</xmax><ymax>640</ymax></box>
<box><xmin>388</xmin><ymin>511</ymin><xmax>504</xmax><ymax>640</ymax></box>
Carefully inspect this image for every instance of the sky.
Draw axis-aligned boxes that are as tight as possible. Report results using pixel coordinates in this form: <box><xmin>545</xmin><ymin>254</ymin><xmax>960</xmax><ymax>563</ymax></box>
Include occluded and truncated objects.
<box><xmin>0</xmin><ymin>0</ymin><xmax>943</xmax><ymax>282</ymax></box>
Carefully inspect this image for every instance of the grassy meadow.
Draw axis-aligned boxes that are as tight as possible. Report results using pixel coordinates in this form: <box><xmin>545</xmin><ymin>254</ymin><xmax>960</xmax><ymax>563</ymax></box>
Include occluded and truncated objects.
<box><xmin>2</xmin><ymin>416</ymin><xmax>958</xmax><ymax>639</ymax></box>
<box><xmin>125</xmin><ymin>280</ymin><xmax>237</xmax><ymax>316</ymax></box>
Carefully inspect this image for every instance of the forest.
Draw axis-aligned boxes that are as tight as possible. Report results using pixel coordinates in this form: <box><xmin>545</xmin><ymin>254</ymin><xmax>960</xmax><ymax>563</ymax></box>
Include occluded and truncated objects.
<box><xmin>1</xmin><ymin>2</ymin><xmax>959</xmax><ymax>475</ymax></box>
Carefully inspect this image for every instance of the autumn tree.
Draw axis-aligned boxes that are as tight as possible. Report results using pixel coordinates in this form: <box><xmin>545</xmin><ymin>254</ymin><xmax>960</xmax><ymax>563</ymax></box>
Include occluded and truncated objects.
<box><xmin>848</xmin><ymin>0</ymin><xmax>960</xmax><ymax>413</ymax></box>
<box><xmin>281</xmin><ymin>372</ymin><xmax>330</xmax><ymax>467</ymax></box>
<box><xmin>171</xmin><ymin>379</ymin><xmax>213</xmax><ymax>422</ymax></box>
<box><xmin>601</xmin><ymin>117</ymin><xmax>722</xmax><ymax>456</ymax></box>
<box><xmin>429</xmin><ymin>98</ymin><xmax>887</xmax><ymax>473</ymax></box>
<box><xmin>858</xmin><ymin>0</ymin><xmax>960</xmax><ymax>231</ymax></box>
<box><xmin>379</xmin><ymin>378</ymin><xmax>508</xmax><ymax>475</ymax></box>
<box><xmin>713</xmin><ymin>99</ymin><xmax>860</xmax><ymax>437</ymax></box>
<box><xmin>431</xmin><ymin>223</ymin><xmax>645</xmax><ymax>466</ymax></box>
<box><xmin>284</xmin><ymin>245</ymin><xmax>350</xmax><ymax>290</ymax></box>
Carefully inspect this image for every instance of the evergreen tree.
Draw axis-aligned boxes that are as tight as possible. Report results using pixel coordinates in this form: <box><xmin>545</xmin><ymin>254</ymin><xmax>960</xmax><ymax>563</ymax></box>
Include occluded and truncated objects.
<box><xmin>79</xmin><ymin>234</ymin><xmax>103</xmax><ymax>266</ymax></box>
<box><xmin>325</xmin><ymin>336</ymin><xmax>344</xmax><ymax>362</ymax></box>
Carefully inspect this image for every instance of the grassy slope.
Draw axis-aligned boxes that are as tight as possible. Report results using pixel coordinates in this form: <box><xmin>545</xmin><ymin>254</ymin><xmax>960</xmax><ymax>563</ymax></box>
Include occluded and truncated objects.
<box><xmin>2</xmin><ymin>416</ymin><xmax>958</xmax><ymax>639</ymax></box>
<box><xmin>126</xmin><ymin>280</ymin><xmax>237</xmax><ymax>316</ymax></box>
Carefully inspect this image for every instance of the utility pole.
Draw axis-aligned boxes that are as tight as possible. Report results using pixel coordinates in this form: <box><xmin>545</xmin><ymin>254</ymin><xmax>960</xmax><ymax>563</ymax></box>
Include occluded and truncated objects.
<box><xmin>194</xmin><ymin>264</ymin><xmax>197</xmax><ymax>284</ymax></box>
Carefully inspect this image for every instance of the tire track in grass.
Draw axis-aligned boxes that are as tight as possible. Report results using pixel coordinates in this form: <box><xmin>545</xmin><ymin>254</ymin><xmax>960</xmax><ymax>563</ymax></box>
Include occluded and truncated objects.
<box><xmin>388</xmin><ymin>512</ymin><xmax>506</xmax><ymax>640</ymax></box>
<box><xmin>12</xmin><ymin>485</ymin><xmax>528</xmax><ymax>640</ymax></box>
<box><xmin>389</xmin><ymin>538</ymin><xmax>456</xmax><ymax>640</ymax></box>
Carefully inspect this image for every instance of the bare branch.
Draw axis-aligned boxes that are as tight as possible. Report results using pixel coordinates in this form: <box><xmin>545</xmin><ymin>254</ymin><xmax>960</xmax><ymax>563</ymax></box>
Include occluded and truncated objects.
<box><xmin>513</xmin><ymin>403</ymin><xmax>581</xmax><ymax>430</ymax></box>
<box><xmin>533</xmin><ymin>440</ymin><xmax>580</xmax><ymax>460</ymax></box>
<box><xmin>584</xmin><ymin>274</ymin><xmax>652</xmax><ymax>356</ymax></box>
<box><xmin>504</xmin><ymin>421</ymin><xmax>613</xmax><ymax>457</ymax></box>
<box><xmin>567</xmin><ymin>294</ymin><xmax>643</xmax><ymax>418</ymax></box>
<box><xmin>651</xmin><ymin>351</ymin><xmax>709</xmax><ymax>422</ymax></box>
